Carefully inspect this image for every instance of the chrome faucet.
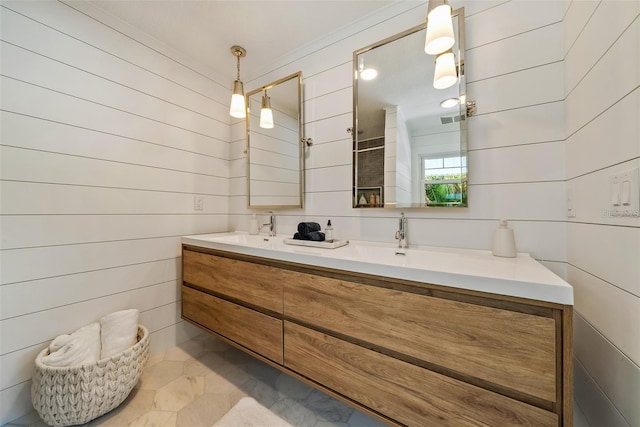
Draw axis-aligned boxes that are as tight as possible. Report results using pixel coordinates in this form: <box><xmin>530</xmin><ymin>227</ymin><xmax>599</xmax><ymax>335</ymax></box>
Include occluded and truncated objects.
<box><xmin>260</xmin><ymin>212</ymin><xmax>276</xmax><ymax>237</ymax></box>
<box><xmin>395</xmin><ymin>212</ymin><xmax>407</xmax><ymax>249</ymax></box>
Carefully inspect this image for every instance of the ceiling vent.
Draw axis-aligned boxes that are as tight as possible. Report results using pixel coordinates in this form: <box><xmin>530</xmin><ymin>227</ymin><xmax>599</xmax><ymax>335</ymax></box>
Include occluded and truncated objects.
<box><xmin>440</xmin><ymin>115</ymin><xmax>466</xmax><ymax>125</ymax></box>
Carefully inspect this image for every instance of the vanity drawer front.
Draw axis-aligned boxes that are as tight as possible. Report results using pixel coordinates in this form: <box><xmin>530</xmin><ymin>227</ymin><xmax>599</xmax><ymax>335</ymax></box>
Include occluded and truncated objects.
<box><xmin>284</xmin><ymin>278</ymin><xmax>557</xmax><ymax>402</ymax></box>
<box><xmin>183</xmin><ymin>286</ymin><xmax>283</xmax><ymax>364</ymax></box>
<box><xmin>284</xmin><ymin>322</ymin><xmax>557</xmax><ymax>427</ymax></box>
<box><xmin>183</xmin><ymin>249</ymin><xmax>283</xmax><ymax>314</ymax></box>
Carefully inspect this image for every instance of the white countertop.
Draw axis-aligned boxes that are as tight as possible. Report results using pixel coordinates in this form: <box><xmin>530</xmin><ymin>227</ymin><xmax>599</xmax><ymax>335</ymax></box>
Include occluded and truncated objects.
<box><xmin>181</xmin><ymin>232</ymin><xmax>573</xmax><ymax>305</ymax></box>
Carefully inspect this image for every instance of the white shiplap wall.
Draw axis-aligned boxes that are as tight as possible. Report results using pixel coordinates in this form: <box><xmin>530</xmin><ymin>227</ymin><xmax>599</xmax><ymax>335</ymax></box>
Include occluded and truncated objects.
<box><xmin>564</xmin><ymin>1</ymin><xmax>640</xmax><ymax>426</ymax></box>
<box><xmin>0</xmin><ymin>1</ymin><xmax>230</xmax><ymax>422</ymax></box>
<box><xmin>3</xmin><ymin>0</ymin><xmax>636</xmax><ymax>424</ymax></box>
<box><xmin>230</xmin><ymin>0</ymin><xmax>567</xmax><ymax>273</ymax></box>
<box><xmin>247</xmin><ymin>95</ymin><xmax>301</xmax><ymax>207</ymax></box>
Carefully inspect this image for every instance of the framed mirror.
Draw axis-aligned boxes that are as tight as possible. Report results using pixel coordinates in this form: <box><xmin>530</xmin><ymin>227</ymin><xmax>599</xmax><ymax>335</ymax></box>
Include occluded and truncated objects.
<box><xmin>353</xmin><ymin>8</ymin><xmax>467</xmax><ymax>208</ymax></box>
<box><xmin>246</xmin><ymin>71</ymin><xmax>303</xmax><ymax>209</ymax></box>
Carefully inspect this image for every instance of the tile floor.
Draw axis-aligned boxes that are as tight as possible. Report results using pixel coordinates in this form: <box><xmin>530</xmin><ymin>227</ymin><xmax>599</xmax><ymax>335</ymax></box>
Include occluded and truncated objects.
<box><xmin>8</xmin><ymin>332</ymin><xmax>591</xmax><ymax>427</ymax></box>
<box><xmin>8</xmin><ymin>333</ymin><xmax>387</xmax><ymax>427</ymax></box>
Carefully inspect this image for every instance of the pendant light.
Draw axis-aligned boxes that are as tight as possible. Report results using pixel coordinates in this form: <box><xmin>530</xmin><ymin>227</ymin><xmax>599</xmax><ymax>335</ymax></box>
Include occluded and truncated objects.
<box><xmin>433</xmin><ymin>49</ymin><xmax>457</xmax><ymax>89</ymax></box>
<box><xmin>260</xmin><ymin>89</ymin><xmax>274</xmax><ymax>129</ymax></box>
<box><xmin>229</xmin><ymin>45</ymin><xmax>246</xmax><ymax>118</ymax></box>
<box><xmin>424</xmin><ymin>0</ymin><xmax>455</xmax><ymax>55</ymax></box>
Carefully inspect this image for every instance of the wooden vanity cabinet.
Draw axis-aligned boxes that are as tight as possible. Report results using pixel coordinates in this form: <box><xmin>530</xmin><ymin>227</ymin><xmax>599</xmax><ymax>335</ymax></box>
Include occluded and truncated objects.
<box><xmin>181</xmin><ymin>248</ymin><xmax>285</xmax><ymax>364</ymax></box>
<box><xmin>181</xmin><ymin>245</ymin><xmax>572</xmax><ymax>426</ymax></box>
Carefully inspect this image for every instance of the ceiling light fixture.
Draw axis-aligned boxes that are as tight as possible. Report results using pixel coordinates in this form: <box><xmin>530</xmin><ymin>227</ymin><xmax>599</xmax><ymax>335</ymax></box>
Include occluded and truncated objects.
<box><xmin>440</xmin><ymin>97</ymin><xmax>460</xmax><ymax>108</ymax></box>
<box><xmin>433</xmin><ymin>48</ymin><xmax>457</xmax><ymax>89</ymax></box>
<box><xmin>260</xmin><ymin>89</ymin><xmax>274</xmax><ymax>129</ymax></box>
<box><xmin>424</xmin><ymin>0</ymin><xmax>455</xmax><ymax>55</ymax></box>
<box><xmin>229</xmin><ymin>45</ymin><xmax>247</xmax><ymax>118</ymax></box>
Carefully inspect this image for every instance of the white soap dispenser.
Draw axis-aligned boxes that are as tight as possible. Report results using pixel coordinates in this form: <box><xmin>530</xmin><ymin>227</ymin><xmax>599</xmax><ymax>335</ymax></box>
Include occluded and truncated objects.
<box><xmin>325</xmin><ymin>220</ymin><xmax>334</xmax><ymax>243</ymax></box>
<box><xmin>492</xmin><ymin>219</ymin><xmax>516</xmax><ymax>258</ymax></box>
<box><xmin>249</xmin><ymin>214</ymin><xmax>259</xmax><ymax>235</ymax></box>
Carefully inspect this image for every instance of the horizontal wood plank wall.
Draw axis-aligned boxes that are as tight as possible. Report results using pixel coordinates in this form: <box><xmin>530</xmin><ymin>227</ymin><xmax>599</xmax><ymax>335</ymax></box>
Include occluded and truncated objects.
<box><xmin>0</xmin><ymin>1</ymin><xmax>230</xmax><ymax>422</ymax></box>
<box><xmin>228</xmin><ymin>1</ymin><xmax>567</xmax><ymax>273</ymax></box>
<box><xmin>564</xmin><ymin>1</ymin><xmax>640</xmax><ymax>426</ymax></box>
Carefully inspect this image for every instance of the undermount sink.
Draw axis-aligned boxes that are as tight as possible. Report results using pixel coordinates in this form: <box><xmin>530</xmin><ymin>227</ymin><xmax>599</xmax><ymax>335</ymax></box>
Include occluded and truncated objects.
<box><xmin>205</xmin><ymin>233</ymin><xmax>272</xmax><ymax>245</ymax></box>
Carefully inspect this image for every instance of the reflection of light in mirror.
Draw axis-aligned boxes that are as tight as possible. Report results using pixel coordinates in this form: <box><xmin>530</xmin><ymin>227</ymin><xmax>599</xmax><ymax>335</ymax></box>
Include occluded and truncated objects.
<box><xmin>260</xmin><ymin>91</ymin><xmax>274</xmax><ymax>129</ymax></box>
<box><xmin>360</xmin><ymin>68</ymin><xmax>378</xmax><ymax>80</ymax></box>
<box><xmin>440</xmin><ymin>97</ymin><xmax>459</xmax><ymax>108</ymax></box>
<box><xmin>358</xmin><ymin>55</ymin><xmax>377</xmax><ymax>80</ymax></box>
<box><xmin>424</xmin><ymin>1</ymin><xmax>454</xmax><ymax>55</ymax></box>
<box><xmin>433</xmin><ymin>49</ymin><xmax>457</xmax><ymax>89</ymax></box>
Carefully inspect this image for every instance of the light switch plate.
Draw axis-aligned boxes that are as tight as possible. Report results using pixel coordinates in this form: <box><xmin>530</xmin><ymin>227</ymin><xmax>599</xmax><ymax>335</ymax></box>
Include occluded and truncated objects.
<box><xmin>194</xmin><ymin>195</ymin><xmax>204</xmax><ymax>211</ymax></box>
<box><xmin>607</xmin><ymin>168</ymin><xmax>639</xmax><ymax>217</ymax></box>
<box><xmin>566</xmin><ymin>188</ymin><xmax>575</xmax><ymax>218</ymax></box>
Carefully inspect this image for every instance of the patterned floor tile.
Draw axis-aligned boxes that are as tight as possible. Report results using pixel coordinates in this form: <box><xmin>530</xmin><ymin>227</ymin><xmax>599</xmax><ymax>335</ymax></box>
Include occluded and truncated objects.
<box><xmin>346</xmin><ymin>410</ymin><xmax>389</xmax><ymax>427</ymax></box>
<box><xmin>275</xmin><ymin>373</ymin><xmax>314</xmax><ymax>400</ymax></box>
<box><xmin>136</xmin><ymin>360</ymin><xmax>184</xmax><ymax>391</ymax></box>
<box><xmin>89</xmin><ymin>388</ymin><xmax>155</xmax><ymax>426</ymax></box>
<box><xmin>242</xmin><ymin>378</ymin><xmax>280</xmax><ymax>408</ymax></box>
<box><xmin>204</xmin><ymin>365</ymin><xmax>252</xmax><ymax>395</ymax></box>
<box><xmin>163</xmin><ymin>339</ymin><xmax>206</xmax><ymax>362</ymax></box>
<box><xmin>175</xmin><ymin>393</ymin><xmax>232</xmax><ymax>427</ymax></box>
<box><xmin>183</xmin><ymin>351</ymin><xmax>230</xmax><ymax>377</ymax></box>
<box><xmin>302</xmin><ymin>390</ymin><xmax>354</xmax><ymax>424</ymax></box>
<box><xmin>270</xmin><ymin>397</ymin><xmax>319</xmax><ymax>426</ymax></box>
<box><xmin>128</xmin><ymin>410</ymin><xmax>177</xmax><ymax>427</ymax></box>
<box><xmin>152</xmin><ymin>375</ymin><xmax>204</xmax><ymax>412</ymax></box>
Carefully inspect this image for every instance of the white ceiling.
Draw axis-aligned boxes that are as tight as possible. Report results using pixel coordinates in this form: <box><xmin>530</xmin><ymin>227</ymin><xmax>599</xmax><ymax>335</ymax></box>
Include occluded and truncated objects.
<box><xmin>86</xmin><ymin>0</ymin><xmax>397</xmax><ymax>82</ymax></box>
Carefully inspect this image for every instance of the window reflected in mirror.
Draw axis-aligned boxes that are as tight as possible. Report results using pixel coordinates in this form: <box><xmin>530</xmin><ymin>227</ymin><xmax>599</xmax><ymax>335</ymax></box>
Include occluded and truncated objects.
<box><xmin>353</xmin><ymin>8</ymin><xmax>467</xmax><ymax>208</ymax></box>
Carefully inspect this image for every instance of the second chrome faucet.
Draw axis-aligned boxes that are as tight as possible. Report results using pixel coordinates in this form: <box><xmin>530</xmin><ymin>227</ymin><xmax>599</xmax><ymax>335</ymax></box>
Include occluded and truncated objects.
<box><xmin>395</xmin><ymin>212</ymin><xmax>407</xmax><ymax>250</ymax></box>
<box><xmin>260</xmin><ymin>212</ymin><xmax>277</xmax><ymax>237</ymax></box>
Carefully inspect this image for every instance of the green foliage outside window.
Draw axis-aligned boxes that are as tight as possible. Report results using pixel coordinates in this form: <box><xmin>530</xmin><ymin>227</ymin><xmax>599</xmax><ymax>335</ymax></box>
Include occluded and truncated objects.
<box><xmin>425</xmin><ymin>180</ymin><xmax>467</xmax><ymax>205</ymax></box>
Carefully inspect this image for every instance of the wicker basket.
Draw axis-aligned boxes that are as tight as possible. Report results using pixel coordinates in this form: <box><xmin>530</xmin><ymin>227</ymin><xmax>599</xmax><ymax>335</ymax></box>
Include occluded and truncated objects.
<box><xmin>31</xmin><ymin>325</ymin><xmax>149</xmax><ymax>427</ymax></box>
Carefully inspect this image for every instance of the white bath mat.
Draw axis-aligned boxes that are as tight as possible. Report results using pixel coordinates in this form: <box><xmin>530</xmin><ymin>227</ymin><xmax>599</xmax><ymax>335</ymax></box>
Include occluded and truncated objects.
<box><xmin>213</xmin><ymin>397</ymin><xmax>294</xmax><ymax>427</ymax></box>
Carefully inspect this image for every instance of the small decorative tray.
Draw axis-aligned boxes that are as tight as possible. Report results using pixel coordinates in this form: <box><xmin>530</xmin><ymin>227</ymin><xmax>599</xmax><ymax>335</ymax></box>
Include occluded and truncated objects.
<box><xmin>283</xmin><ymin>239</ymin><xmax>349</xmax><ymax>249</ymax></box>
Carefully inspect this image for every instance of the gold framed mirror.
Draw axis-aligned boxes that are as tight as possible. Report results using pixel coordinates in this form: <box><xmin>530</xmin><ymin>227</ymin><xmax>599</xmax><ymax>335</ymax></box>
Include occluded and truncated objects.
<box><xmin>246</xmin><ymin>71</ymin><xmax>303</xmax><ymax>209</ymax></box>
<box><xmin>353</xmin><ymin>8</ymin><xmax>467</xmax><ymax>208</ymax></box>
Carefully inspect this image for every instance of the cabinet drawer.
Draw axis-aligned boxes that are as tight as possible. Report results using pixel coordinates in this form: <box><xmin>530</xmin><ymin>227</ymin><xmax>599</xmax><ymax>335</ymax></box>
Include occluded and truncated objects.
<box><xmin>285</xmin><ymin>322</ymin><xmax>557</xmax><ymax>427</ymax></box>
<box><xmin>284</xmin><ymin>277</ymin><xmax>556</xmax><ymax>402</ymax></box>
<box><xmin>183</xmin><ymin>287</ymin><xmax>283</xmax><ymax>364</ymax></box>
<box><xmin>183</xmin><ymin>249</ymin><xmax>283</xmax><ymax>313</ymax></box>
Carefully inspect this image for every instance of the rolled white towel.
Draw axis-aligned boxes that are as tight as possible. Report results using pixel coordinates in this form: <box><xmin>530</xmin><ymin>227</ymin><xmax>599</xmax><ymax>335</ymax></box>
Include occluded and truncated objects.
<box><xmin>42</xmin><ymin>322</ymin><xmax>101</xmax><ymax>367</ymax></box>
<box><xmin>100</xmin><ymin>309</ymin><xmax>139</xmax><ymax>359</ymax></box>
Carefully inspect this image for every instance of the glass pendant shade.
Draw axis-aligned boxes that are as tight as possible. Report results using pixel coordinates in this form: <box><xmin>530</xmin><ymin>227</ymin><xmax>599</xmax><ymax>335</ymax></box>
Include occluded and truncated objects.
<box><xmin>424</xmin><ymin>1</ymin><xmax>454</xmax><ymax>55</ymax></box>
<box><xmin>260</xmin><ymin>92</ymin><xmax>274</xmax><ymax>129</ymax></box>
<box><xmin>433</xmin><ymin>49</ymin><xmax>457</xmax><ymax>89</ymax></box>
<box><xmin>230</xmin><ymin>80</ymin><xmax>246</xmax><ymax>118</ymax></box>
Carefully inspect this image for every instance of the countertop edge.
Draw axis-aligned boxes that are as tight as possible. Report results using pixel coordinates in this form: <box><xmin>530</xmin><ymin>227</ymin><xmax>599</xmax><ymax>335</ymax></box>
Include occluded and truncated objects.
<box><xmin>181</xmin><ymin>234</ymin><xmax>574</xmax><ymax>306</ymax></box>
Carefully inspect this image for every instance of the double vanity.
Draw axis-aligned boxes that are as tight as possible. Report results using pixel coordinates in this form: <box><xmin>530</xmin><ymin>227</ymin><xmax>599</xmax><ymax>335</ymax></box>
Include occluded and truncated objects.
<box><xmin>181</xmin><ymin>232</ymin><xmax>573</xmax><ymax>426</ymax></box>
